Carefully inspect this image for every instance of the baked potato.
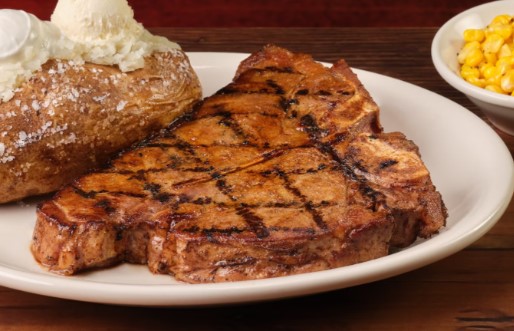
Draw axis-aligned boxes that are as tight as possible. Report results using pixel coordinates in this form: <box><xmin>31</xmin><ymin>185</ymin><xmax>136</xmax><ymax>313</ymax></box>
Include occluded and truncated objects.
<box><xmin>0</xmin><ymin>49</ymin><xmax>201</xmax><ymax>203</ymax></box>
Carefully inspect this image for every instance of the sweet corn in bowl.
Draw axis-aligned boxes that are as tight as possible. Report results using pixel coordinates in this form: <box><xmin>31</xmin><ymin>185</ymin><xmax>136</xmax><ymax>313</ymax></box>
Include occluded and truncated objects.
<box><xmin>459</xmin><ymin>14</ymin><xmax>514</xmax><ymax>95</ymax></box>
<box><xmin>432</xmin><ymin>0</ymin><xmax>514</xmax><ymax>135</ymax></box>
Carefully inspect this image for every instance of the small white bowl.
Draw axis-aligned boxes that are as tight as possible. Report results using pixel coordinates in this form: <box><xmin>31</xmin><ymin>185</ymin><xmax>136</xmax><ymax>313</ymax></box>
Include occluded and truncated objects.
<box><xmin>432</xmin><ymin>0</ymin><xmax>514</xmax><ymax>135</ymax></box>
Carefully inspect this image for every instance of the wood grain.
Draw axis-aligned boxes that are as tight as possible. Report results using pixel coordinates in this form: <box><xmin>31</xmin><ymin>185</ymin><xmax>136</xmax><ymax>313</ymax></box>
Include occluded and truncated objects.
<box><xmin>0</xmin><ymin>27</ymin><xmax>513</xmax><ymax>331</ymax></box>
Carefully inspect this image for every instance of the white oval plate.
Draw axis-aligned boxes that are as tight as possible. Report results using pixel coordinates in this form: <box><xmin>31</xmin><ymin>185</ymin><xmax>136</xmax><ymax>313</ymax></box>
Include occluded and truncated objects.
<box><xmin>0</xmin><ymin>52</ymin><xmax>512</xmax><ymax>306</ymax></box>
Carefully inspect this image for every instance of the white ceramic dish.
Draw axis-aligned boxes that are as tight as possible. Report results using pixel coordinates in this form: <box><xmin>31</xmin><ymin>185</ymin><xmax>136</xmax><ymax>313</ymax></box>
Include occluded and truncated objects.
<box><xmin>0</xmin><ymin>52</ymin><xmax>512</xmax><ymax>307</ymax></box>
<box><xmin>432</xmin><ymin>0</ymin><xmax>514</xmax><ymax>135</ymax></box>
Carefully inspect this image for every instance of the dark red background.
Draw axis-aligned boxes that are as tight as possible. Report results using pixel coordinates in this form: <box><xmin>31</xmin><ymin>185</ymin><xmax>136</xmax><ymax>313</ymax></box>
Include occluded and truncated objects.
<box><xmin>0</xmin><ymin>0</ymin><xmax>492</xmax><ymax>27</ymax></box>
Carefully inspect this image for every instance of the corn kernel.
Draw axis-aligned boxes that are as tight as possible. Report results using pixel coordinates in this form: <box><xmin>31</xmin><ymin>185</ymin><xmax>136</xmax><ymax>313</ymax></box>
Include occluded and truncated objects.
<box><xmin>482</xmin><ymin>33</ymin><xmax>504</xmax><ymax>53</ymax></box>
<box><xmin>496</xmin><ymin>56</ymin><xmax>514</xmax><ymax>74</ymax></box>
<box><xmin>486</xmin><ymin>73</ymin><xmax>502</xmax><ymax>86</ymax></box>
<box><xmin>486</xmin><ymin>23</ymin><xmax>512</xmax><ymax>40</ymax></box>
<box><xmin>460</xmin><ymin>64</ymin><xmax>480</xmax><ymax>79</ymax></box>
<box><xmin>484</xmin><ymin>52</ymin><xmax>498</xmax><ymax>64</ymax></box>
<box><xmin>458</xmin><ymin>41</ymin><xmax>481</xmax><ymax>64</ymax></box>
<box><xmin>466</xmin><ymin>76</ymin><xmax>486</xmax><ymax>88</ymax></box>
<box><xmin>482</xmin><ymin>65</ymin><xmax>501</xmax><ymax>80</ymax></box>
<box><xmin>499</xmin><ymin>43</ymin><xmax>513</xmax><ymax>58</ymax></box>
<box><xmin>506</xmin><ymin>34</ymin><xmax>513</xmax><ymax>45</ymax></box>
<box><xmin>464</xmin><ymin>48</ymin><xmax>484</xmax><ymax>66</ymax></box>
<box><xmin>479</xmin><ymin>62</ymin><xmax>494</xmax><ymax>75</ymax></box>
<box><xmin>463</xmin><ymin>29</ymin><xmax>485</xmax><ymax>42</ymax></box>
<box><xmin>484</xmin><ymin>65</ymin><xmax>502</xmax><ymax>86</ymax></box>
<box><xmin>501</xmin><ymin>70</ymin><xmax>514</xmax><ymax>92</ymax></box>
<box><xmin>491</xmin><ymin>14</ymin><xmax>512</xmax><ymax>25</ymax></box>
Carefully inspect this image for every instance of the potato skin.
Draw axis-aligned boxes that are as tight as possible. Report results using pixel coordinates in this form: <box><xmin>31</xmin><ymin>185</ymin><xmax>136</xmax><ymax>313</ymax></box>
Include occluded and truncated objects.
<box><xmin>0</xmin><ymin>50</ymin><xmax>201</xmax><ymax>203</ymax></box>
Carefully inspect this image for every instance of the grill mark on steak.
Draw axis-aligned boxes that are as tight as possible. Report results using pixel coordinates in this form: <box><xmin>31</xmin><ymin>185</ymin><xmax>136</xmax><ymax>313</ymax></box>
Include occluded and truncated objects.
<box><xmin>264</xmin><ymin>66</ymin><xmax>296</xmax><ymax>73</ymax></box>
<box><xmin>274</xmin><ymin>168</ymin><xmax>329</xmax><ymax>231</ymax></box>
<box><xmin>166</xmin><ymin>107</ymin><xmax>201</xmax><ymax>132</ymax></box>
<box><xmin>280</xmin><ymin>97</ymin><xmax>299</xmax><ymax>114</ymax></box>
<box><xmin>329</xmin><ymin>133</ymin><xmax>348</xmax><ymax>145</ymax></box>
<box><xmin>299</xmin><ymin>114</ymin><xmax>355</xmax><ymax>176</ymax></box>
<box><xmin>172</xmin><ymin>138</ymin><xmax>199</xmax><ymax>157</ymax></box>
<box><xmin>266</xmin><ymin>79</ymin><xmax>286</xmax><ymax>95</ymax></box>
<box><xmin>94</xmin><ymin>199</ymin><xmax>116</xmax><ymax>215</ymax></box>
<box><xmin>300</xmin><ymin>114</ymin><xmax>330</xmax><ymax>139</ymax></box>
<box><xmin>236</xmin><ymin>206</ymin><xmax>270</xmax><ymax>238</ymax></box>
<box><xmin>142</xmin><ymin>183</ymin><xmax>174</xmax><ymax>203</ymax></box>
<box><xmin>164</xmin><ymin>147</ymin><xmax>285</xmax><ymax>190</ymax></box>
<box><xmin>177</xmin><ymin>212</ymin><xmax>322</xmax><ymax>238</ymax></box>
<box><xmin>299</xmin><ymin>114</ymin><xmax>385</xmax><ymax>212</ymax></box>
<box><xmin>72</xmin><ymin>184</ymin><xmax>149</xmax><ymax>201</ymax></box>
<box><xmin>215</xmin><ymin>177</ymin><xmax>238</xmax><ymax>202</ymax></box>
<box><xmin>213</xmin><ymin>109</ymin><xmax>253</xmax><ymax>146</ymax></box>
<box><xmin>72</xmin><ymin>186</ymin><xmax>98</xmax><ymax>199</ymax></box>
<box><xmin>379</xmin><ymin>159</ymin><xmax>399</xmax><ymax>169</ymax></box>
<box><xmin>181</xmin><ymin>225</ymin><xmax>247</xmax><ymax>236</ymax></box>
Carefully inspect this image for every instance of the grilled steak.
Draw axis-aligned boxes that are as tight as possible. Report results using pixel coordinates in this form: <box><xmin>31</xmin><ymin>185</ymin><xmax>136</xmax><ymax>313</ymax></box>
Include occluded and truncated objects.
<box><xmin>31</xmin><ymin>45</ymin><xmax>447</xmax><ymax>283</ymax></box>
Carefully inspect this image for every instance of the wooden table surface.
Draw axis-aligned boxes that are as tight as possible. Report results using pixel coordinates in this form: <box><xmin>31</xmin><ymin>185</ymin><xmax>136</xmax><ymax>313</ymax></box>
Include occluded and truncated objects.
<box><xmin>1</xmin><ymin>27</ymin><xmax>513</xmax><ymax>331</ymax></box>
